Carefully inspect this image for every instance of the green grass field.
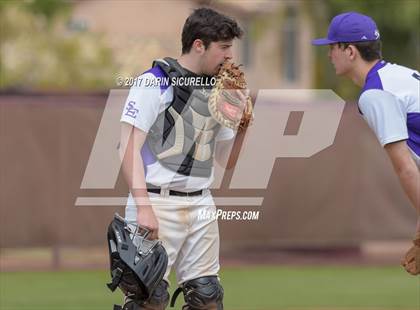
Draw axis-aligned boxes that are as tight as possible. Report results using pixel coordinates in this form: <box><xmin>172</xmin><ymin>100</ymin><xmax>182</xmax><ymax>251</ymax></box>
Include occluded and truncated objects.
<box><xmin>0</xmin><ymin>266</ymin><xmax>419</xmax><ymax>310</ymax></box>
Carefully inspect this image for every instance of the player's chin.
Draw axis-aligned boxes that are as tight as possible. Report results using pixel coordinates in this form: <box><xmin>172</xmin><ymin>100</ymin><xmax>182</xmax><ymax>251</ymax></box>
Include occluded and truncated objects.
<box><xmin>211</xmin><ymin>68</ymin><xmax>219</xmax><ymax>76</ymax></box>
<box><xmin>334</xmin><ymin>67</ymin><xmax>345</xmax><ymax>76</ymax></box>
<box><xmin>331</xmin><ymin>63</ymin><xmax>341</xmax><ymax>75</ymax></box>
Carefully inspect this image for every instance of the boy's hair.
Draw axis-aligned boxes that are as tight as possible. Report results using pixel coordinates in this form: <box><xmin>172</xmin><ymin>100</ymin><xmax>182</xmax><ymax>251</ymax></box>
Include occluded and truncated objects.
<box><xmin>182</xmin><ymin>7</ymin><xmax>243</xmax><ymax>54</ymax></box>
<box><xmin>338</xmin><ymin>40</ymin><xmax>382</xmax><ymax>62</ymax></box>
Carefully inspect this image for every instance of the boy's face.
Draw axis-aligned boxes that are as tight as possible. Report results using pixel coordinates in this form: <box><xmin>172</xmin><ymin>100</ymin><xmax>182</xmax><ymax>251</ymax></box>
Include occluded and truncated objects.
<box><xmin>328</xmin><ymin>43</ymin><xmax>353</xmax><ymax>76</ymax></box>
<box><xmin>200</xmin><ymin>40</ymin><xmax>233</xmax><ymax>76</ymax></box>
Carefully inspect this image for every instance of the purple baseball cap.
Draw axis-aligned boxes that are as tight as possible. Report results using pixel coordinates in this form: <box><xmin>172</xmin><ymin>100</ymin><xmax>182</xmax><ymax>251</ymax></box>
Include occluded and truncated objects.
<box><xmin>312</xmin><ymin>12</ymin><xmax>380</xmax><ymax>45</ymax></box>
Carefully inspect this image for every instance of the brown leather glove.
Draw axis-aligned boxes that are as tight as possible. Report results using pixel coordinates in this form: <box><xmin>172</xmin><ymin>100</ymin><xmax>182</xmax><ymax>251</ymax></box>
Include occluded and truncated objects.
<box><xmin>208</xmin><ymin>61</ymin><xmax>253</xmax><ymax>132</ymax></box>
<box><xmin>401</xmin><ymin>233</ymin><xmax>420</xmax><ymax>276</ymax></box>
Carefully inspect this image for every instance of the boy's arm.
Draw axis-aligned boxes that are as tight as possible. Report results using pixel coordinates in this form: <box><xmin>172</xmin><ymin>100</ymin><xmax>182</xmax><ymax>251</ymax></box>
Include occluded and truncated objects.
<box><xmin>119</xmin><ymin>123</ymin><xmax>159</xmax><ymax>240</ymax></box>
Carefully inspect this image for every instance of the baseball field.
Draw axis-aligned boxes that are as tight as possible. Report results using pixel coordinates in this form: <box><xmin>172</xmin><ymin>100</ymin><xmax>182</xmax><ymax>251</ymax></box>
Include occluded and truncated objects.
<box><xmin>1</xmin><ymin>265</ymin><xmax>419</xmax><ymax>310</ymax></box>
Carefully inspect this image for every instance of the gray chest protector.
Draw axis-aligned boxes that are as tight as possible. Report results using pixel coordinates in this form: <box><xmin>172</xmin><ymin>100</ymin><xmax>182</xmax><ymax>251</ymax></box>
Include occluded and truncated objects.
<box><xmin>146</xmin><ymin>57</ymin><xmax>221</xmax><ymax>178</ymax></box>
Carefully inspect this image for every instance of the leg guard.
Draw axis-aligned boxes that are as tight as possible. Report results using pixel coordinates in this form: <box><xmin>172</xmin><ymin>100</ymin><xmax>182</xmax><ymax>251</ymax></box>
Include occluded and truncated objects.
<box><xmin>145</xmin><ymin>280</ymin><xmax>170</xmax><ymax>309</ymax></box>
<box><xmin>170</xmin><ymin>276</ymin><xmax>223</xmax><ymax>310</ymax></box>
<box><xmin>117</xmin><ymin>280</ymin><xmax>170</xmax><ymax>310</ymax></box>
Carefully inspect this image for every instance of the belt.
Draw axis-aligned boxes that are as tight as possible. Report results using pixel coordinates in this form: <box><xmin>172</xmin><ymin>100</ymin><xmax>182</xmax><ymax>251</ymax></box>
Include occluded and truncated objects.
<box><xmin>146</xmin><ymin>184</ymin><xmax>203</xmax><ymax>197</ymax></box>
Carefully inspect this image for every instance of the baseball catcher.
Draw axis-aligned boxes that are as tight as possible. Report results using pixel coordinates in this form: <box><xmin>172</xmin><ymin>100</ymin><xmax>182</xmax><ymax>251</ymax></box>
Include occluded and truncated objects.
<box><xmin>119</xmin><ymin>7</ymin><xmax>246</xmax><ymax>310</ymax></box>
<box><xmin>208</xmin><ymin>61</ymin><xmax>253</xmax><ymax>132</ymax></box>
<box><xmin>401</xmin><ymin>233</ymin><xmax>420</xmax><ymax>275</ymax></box>
<box><xmin>107</xmin><ymin>213</ymin><xmax>168</xmax><ymax>309</ymax></box>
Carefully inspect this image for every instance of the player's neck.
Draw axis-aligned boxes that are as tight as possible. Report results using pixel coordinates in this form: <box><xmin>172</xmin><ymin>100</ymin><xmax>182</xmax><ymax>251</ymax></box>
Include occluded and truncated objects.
<box><xmin>347</xmin><ymin>59</ymin><xmax>380</xmax><ymax>88</ymax></box>
<box><xmin>178</xmin><ymin>54</ymin><xmax>202</xmax><ymax>75</ymax></box>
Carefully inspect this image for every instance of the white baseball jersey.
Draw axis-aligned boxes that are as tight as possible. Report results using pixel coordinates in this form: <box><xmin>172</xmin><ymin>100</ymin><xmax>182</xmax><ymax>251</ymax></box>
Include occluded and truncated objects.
<box><xmin>358</xmin><ymin>60</ymin><xmax>420</xmax><ymax>168</ymax></box>
<box><xmin>120</xmin><ymin>66</ymin><xmax>235</xmax><ymax>191</ymax></box>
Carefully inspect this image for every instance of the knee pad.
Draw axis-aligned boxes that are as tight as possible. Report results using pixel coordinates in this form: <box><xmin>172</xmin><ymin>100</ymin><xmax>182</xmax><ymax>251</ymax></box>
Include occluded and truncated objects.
<box><xmin>111</xmin><ymin>300</ymin><xmax>137</xmax><ymax>310</ymax></box>
<box><xmin>170</xmin><ymin>276</ymin><xmax>224</xmax><ymax>309</ymax></box>
<box><xmin>146</xmin><ymin>280</ymin><xmax>170</xmax><ymax>309</ymax></box>
<box><xmin>117</xmin><ymin>280</ymin><xmax>170</xmax><ymax>310</ymax></box>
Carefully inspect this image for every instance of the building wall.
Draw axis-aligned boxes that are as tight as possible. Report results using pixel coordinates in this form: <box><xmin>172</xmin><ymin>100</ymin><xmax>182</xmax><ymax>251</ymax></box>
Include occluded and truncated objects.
<box><xmin>72</xmin><ymin>0</ymin><xmax>195</xmax><ymax>77</ymax></box>
<box><xmin>70</xmin><ymin>0</ymin><xmax>314</xmax><ymax>89</ymax></box>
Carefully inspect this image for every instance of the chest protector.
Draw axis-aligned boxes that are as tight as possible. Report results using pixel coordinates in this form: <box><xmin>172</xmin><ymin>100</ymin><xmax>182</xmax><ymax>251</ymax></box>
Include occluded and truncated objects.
<box><xmin>146</xmin><ymin>57</ymin><xmax>221</xmax><ymax>177</ymax></box>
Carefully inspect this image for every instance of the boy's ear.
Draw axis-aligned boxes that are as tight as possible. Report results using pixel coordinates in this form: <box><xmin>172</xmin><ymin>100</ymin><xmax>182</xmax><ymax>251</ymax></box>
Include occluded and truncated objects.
<box><xmin>192</xmin><ymin>39</ymin><xmax>205</xmax><ymax>54</ymax></box>
<box><xmin>348</xmin><ymin>45</ymin><xmax>358</xmax><ymax>60</ymax></box>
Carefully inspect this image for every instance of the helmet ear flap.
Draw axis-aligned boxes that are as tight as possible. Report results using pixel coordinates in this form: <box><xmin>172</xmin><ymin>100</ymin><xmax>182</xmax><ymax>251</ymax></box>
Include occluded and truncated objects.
<box><xmin>106</xmin><ymin>213</ymin><xmax>168</xmax><ymax>302</ymax></box>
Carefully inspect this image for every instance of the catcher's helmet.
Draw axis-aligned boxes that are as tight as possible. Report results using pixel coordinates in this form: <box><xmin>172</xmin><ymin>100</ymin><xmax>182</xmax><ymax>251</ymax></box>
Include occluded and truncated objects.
<box><xmin>106</xmin><ymin>213</ymin><xmax>168</xmax><ymax>302</ymax></box>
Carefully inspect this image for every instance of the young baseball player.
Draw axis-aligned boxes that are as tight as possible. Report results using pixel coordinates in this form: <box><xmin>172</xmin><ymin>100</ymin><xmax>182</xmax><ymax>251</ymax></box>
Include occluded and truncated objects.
<box><xmin>312</xmin><ymin>12</ymin><xmax>420</xmax><ymax>275</ymax></box>
<box><xmin>119</xmin><ymin>8</ymin><xmax>245</xmax><ymax>309</ymax></box>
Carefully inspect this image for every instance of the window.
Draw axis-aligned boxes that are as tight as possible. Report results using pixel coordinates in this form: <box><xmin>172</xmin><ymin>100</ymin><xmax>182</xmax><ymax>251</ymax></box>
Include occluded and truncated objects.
<box><xmin>282</xmin><ymin>6</ymin><xmax>299</xmax><ymax>83</ymax></box>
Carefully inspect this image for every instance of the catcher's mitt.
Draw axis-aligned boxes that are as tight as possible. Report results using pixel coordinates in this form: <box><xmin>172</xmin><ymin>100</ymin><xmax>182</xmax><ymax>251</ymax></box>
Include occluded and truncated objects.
<box><xmin>208</xmin><ymin>62</ymin><xmax>253</xmax><ymax>132</ymax></box>
<box><xmin>401</xmin><ymin>233</ymin><xmax>420</xmax><ymax>275</ymax></box>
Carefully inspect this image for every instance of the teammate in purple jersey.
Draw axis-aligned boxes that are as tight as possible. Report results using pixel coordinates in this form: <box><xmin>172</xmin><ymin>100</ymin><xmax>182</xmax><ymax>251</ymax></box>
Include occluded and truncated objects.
<box><xmin>312</xmin><ymin>12</ymin><xmax>420</xmax><ymax>275</ymax></box>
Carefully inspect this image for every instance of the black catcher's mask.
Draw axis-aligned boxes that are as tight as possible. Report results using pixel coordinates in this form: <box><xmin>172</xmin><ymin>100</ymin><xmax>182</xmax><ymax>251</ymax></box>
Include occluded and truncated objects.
<box><xmin>106</xmin><ymin>213</ymin><xmax>168</xmax><ymax>303</ymax></box>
